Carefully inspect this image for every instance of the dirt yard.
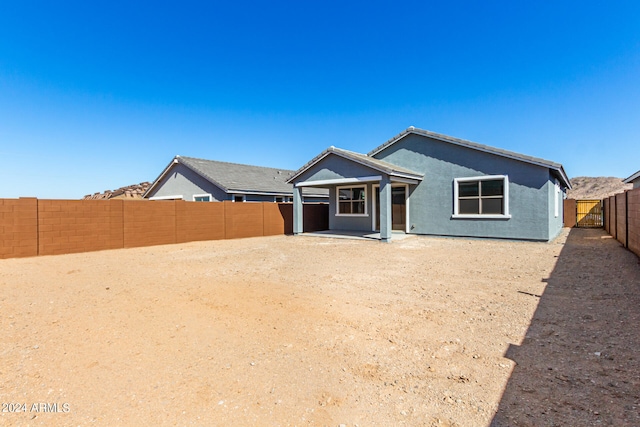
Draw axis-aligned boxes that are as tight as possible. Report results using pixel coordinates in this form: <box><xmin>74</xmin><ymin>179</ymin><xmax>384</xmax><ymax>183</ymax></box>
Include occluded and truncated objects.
<box><xmin>1</xmin><ymin>228</ymin><xmax>638</xmax><ymax>426</ymax></box>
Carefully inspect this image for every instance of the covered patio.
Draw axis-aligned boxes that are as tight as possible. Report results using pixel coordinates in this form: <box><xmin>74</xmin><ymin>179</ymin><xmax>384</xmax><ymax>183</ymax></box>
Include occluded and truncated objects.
<box><xmin>287</xmin><ymin>146</ymin><xmax>423</xmax><ymax>242</ymax></box>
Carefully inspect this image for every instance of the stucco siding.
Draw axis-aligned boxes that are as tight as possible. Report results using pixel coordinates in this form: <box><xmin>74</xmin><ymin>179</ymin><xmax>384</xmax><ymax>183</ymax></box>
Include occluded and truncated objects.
<box><xmin>374</xmin><ymin>133</ymin><xmax>554</xmax><ymax>241</ymax></box>
<box><xmin>295</xmin><ymin>154</ymin><xmax>381</xmax><ymax>183</ymax></box>
<box><xmin>146</xmin><ymin>164</ymin><xmax>228</xmax><ymax>201</ymax></box>
<box><xmin>328</xmin><ymin>184</ymin><xmax>375</xmax><ymax>231</ymax></box>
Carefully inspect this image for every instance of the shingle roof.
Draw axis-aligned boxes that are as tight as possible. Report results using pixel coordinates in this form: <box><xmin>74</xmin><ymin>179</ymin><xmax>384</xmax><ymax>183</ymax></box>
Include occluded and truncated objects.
<box><xmin>145</xmin><ymin>156</ymin><xmax>327</xmax><ymax>197</ymax></box>
<box><xmin>368</xmin><ymin>127</ymin><xmax>572</xmax><ymax>189</ymax></box>
<box><xmin>287</xmin><ymin>146</ymin><xmax>424</xmax><ymax>183</ymax></box>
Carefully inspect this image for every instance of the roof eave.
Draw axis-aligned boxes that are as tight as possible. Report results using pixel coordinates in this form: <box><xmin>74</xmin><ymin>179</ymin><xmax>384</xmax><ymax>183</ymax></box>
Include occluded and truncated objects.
<box><xmin>623</xmin><ymin>170</ymin><xmax>640</xmax><ymax>183</ymax></box>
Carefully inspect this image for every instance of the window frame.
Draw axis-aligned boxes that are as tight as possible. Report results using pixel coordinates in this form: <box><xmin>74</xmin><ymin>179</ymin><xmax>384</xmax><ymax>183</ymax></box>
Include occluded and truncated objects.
<box><xmin>452</xmin><ymin>175</ymin><xmax>511</xmax><ymax>219</ymax></box>
<box><xmin>335</xmin><ymin>185</ymin><xmax>368</xmax><ymax>217</ymax></box>
<box><xmin>192</xmin><ymin>193</ymin><xmax>212</xmax><ymax>202</ymax></box>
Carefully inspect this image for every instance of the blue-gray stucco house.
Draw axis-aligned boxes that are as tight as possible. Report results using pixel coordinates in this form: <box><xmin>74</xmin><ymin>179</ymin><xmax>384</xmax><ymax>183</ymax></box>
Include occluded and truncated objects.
<box><xmin>287</xmin><ymin>127</ymin><xmax>571</xmax><ymax>242</ymax></box>
<box><xmin>143</xmin><ymin>155</ymin><xmax>328</xmax><ymax>203</ymax></box>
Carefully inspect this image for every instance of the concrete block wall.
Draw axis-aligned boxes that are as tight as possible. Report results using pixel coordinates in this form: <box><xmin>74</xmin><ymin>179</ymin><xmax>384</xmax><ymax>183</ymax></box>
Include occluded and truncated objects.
<box><xmin>0</xmin><ymin>199</ymin><xmax>329</xmax><ymax>259</ymax></box>
<box><xmin>224</xmin><ymin>201</ymin><xmax>264</xmax><ymax>239</ymax></box>
<box><xmin>176</xmin><ymin>201</ymin><xmax>225</xmax><ymax>243</ymax></box>
<box><xmin>0</xmin><ymin>198</ymin><xmax>38</xmax><ymax>258</ymax></box>
<box><xmin>615</xmin><ymin>193</ymin><xmax>627</xmax><ymax>247</ymax></box>
<box><xmin>123</xmin><ymin>201</ymin><xmax>177</xmax><ymax>248</ymax></box>
<box><xmin>563</xmin><ymin>199</ymin><xmax>576</xmax><ymax>227</ymax></box>
<box><xmin>38</xmin><ymin>199</ymin><xmax>124</xmax><ymax>256</ymax></box>
<box><xmin>627</xmin><ymin>188</ymin><xmax>640</xmax><ymax>257</ymax></box>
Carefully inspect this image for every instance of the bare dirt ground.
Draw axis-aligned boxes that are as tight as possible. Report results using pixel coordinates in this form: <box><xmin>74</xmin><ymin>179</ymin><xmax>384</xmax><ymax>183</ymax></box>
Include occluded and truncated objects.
<box><xmin>1</xmin><ymin>228</ymin><xmax>638</xmax><ymax>426</ymax></box>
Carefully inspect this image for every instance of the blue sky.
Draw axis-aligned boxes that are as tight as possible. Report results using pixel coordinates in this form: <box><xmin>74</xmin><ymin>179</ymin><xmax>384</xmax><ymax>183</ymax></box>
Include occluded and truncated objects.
<box><xmin>1</xmin><ymin>1</ymin><xmax>638</xmax><ymax>199</ymax></box>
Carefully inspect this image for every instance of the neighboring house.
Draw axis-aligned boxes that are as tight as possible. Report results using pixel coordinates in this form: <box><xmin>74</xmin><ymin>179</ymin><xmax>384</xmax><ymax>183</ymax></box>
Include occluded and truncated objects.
<box><xmin>623</xmin><ymin>170</ymin><xmax>640</xmax><ymax>189</ymax></box>
<box><xmin>143</xmin><ymin>156</ymin><xmax>328</xmax><ymax>202</ymax></box>
<box><xmin>83</xmin><ymin>182</ymin><xmax>151</xmax><ymax>200</ymax></box>
<box><xmin>287</xmin><ymin>126</ymin><xmax>571</xmax><ymax>242</ymax></box>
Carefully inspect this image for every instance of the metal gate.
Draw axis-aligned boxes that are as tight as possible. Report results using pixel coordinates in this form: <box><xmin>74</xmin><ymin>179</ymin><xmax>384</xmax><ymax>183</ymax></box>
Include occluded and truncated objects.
<box><xmin>576</xmin><ymin>200</ymin><xmax>603</xmax><ymax>228</ymax></box>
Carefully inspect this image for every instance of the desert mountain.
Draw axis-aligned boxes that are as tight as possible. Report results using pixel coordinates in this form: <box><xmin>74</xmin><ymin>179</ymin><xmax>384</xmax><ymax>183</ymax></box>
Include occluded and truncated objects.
<box><xmin>567</xmin><ymin>177</ymin><xmax>631</xmax><ymax>200</ymax></box>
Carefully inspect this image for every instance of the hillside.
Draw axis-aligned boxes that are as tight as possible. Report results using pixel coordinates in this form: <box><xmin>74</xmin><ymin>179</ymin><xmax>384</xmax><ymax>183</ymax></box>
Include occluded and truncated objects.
<box><xmin>567</xmin><ymin>177</ymin><xmax>631</xmax><ymax>200</ymax></box>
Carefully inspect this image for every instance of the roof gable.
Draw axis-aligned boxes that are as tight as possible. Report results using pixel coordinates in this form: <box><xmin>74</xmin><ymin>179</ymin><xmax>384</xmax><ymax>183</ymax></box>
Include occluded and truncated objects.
<box><xmin>145</xmin><ymin>156</ymin><xmax>328</xmax><ymax>198</ymax></box>
<box><xmin>287</xmin><ymin>146</ymin><xmax>423</xmax><ymax>184</ymax></box>
<box><xmin>368</xmin><ymin>127</ymin><xmax>572</xmax><ymax>189</ymax></box>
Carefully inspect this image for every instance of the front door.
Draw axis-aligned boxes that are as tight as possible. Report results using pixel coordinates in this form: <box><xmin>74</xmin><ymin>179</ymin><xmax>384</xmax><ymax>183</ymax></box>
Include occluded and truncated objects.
<box><xmin>391</xmin><ymin>186</ymin><xmax>406</xmax><ymax>231</ymax></box>
<box><xmin>375</xmin><ymin>186</ymin><xmax>407</xmax><ymax>232</ymax></box>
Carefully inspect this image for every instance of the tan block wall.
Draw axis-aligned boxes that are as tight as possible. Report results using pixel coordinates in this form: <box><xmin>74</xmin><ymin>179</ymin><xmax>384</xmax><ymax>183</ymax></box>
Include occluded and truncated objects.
<box><xmin>123</xmin><ymin>201</ymin><xmax>177</xmax><ymax>248</ymax></box>
<box><xmin>38</xmin><ymin>200</ymin><xmax>124</xmax><ymax>256</ymax></box>
<box><xmin>0</xmin><ymin>199</ymin><xmax>328</xmax><ymax>259</ymax></box>
<box><xmin>176</xmin><ymin>201</ymin><xmax>225</xmax><ymax>243</ymax></box>
<box><xmin>223</xmin><ymin>201</ymin><xmax>264</xmax><ymax>239</ymax></box>
<box><xmin>615</xmin><ymin>193</ymin><xmax>627</xmax><ymax>247</ymax></box>
<box><xmin>0</xmin><ymin>198</ymin><xmax>38</xmax><ymax>259</ymax></box>
<box><xmin>563</xmin><ymin>199</ymin><xmax>576</xmax><ymax>228</ymax></box>
<box><xmin>609</xmin><ymin>196</ymin><xmax>617</xmax><ymax>239</ymax></box>
<box><xmin>263</xmin><ymin>203</ymin><xmax>290</xmax><ymax>236</ymax></box>
<box><xmin>627</xmin><ymin>188</ymin><xmax>640</xmax><ymax>257</ymax></box>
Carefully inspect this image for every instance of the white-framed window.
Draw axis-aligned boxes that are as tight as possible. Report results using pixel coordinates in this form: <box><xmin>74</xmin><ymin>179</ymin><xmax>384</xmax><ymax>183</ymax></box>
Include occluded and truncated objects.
<box><xmin>452</xmin><ymin>175</ymin><xmax>511</xmax><ymax>219</ymax></box>
<box><xmin>336</xmin><ymin>185</ymin><xmax>367</xmax><ymax>216</ymax></box>
<box><xmin>193</xmin><ymin>193</ymin><xmax>212</xmax><ymax>202</ymax></box>
<box><xmin>232</xmin><ymin>194</ymin><xmax>246</xmax><ymax>202</ymax></box>
<box><xmin>274</xmin><ymin>196</ymin><xmax>289</xmax><ymax>203</ymax></box>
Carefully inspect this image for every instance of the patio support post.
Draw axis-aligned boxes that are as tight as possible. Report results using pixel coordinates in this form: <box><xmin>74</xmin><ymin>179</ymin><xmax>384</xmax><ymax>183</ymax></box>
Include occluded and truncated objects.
<box><xmin>293</xmin><ymin>185</ymin><xmax>303</xmax><ymax>235</ymax></box>
<box><xmin>380</xmin><ymin>175</ymin><xmax>392</xmax><ymax>242</ymax></box>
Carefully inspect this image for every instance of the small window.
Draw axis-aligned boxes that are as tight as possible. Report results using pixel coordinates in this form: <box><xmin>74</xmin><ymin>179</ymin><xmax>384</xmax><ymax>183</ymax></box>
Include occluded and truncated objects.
<box><xmin>274</xmin><ymin>196</ymin><xmax>285</xmax><ymax>203</ymax></box>
<box><xmin>193</xmin><ymin>194</ymin><xmax>211</xmax><ymax>202</ymax></box>
<box><xmin>233</xmin><ymin>195</ymin><xmax>246</xmax><ymax>202</ymax></box>
<box><xmin>336</xmin><ymin>185</ymin><xmax>367</xmax><ymax>216</ymax></box>
<box><xmin>453</xmin><ymin>175</ymin><xmax>511</xmax><ymax>218</ymax></box>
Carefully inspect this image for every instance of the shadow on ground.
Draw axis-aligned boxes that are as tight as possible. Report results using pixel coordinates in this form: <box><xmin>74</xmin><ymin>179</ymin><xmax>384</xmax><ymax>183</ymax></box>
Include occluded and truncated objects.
<box><xmin>490</xmin><ymin>228</ymin><xmax>640</xmax><ymax>427</ymax></box>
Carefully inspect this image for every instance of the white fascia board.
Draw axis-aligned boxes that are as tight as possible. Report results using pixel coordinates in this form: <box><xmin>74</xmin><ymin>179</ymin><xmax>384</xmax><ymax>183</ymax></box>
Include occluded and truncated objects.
<box><xmin>390</xmin><ymin>176</ymin><xmax>421</xmax><ymax>185</ymax></box>
<box><xmin>228</xmin><ymin>190</ymin><xmax>292</xmax><ymax>196</ymax></box>
<box><xmin>295</xmin><ymin>175</ymin><xmax>382</xmax><ymax>187</ymax></box>
<box><xmin>149</xmin><ymin>195</ymin><xmax>184</xmax><ymax>200</ymax></box>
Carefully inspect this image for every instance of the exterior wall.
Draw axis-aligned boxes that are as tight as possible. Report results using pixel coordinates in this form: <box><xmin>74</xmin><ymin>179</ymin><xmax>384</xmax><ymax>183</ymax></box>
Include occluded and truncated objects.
<box><xmin>631</xmin><ymin>178</ymin><xmax>640</xmax><ymax>189</ymax></box>
<box><xmin>548</xmin><ymin>173</ymin><xmax>565</xmax><ymax>240</ymax></box>
<box><xmin>373</xmin><ymin>133</ymin><xmax>555</xmax><ymax>241</ymax></box>
<box><xmin>146</xmin><ymin>163</ymin><xmax>228</xmax><ymax>201</ymax></box>
<box><xmin>327</xmin><ymin>184</ymin><xmax>376</xmax><ymax>231</ymax></box>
